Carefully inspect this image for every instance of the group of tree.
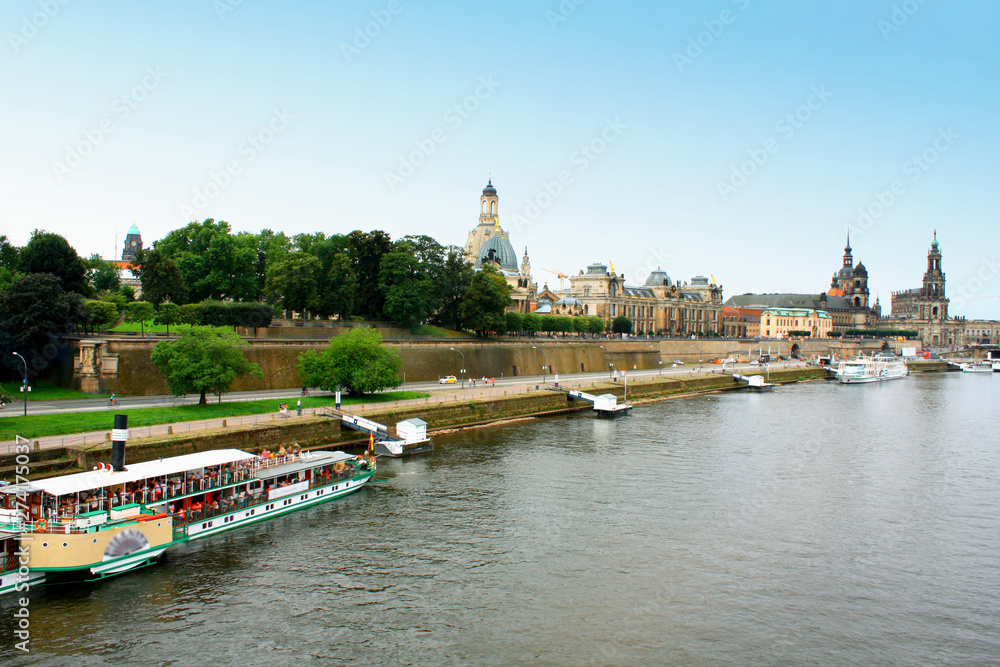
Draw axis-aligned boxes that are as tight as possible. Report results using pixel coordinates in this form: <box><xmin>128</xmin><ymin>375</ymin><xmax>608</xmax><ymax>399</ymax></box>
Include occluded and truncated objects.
<box><xmin>128</xmin><ymin>220</ymin><xmax>510</xmax><ymax>333</ymax></box>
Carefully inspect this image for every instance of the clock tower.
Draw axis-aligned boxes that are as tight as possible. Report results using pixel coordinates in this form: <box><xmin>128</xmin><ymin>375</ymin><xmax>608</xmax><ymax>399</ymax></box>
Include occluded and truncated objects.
<box><xmin>122</xmin><ymin>223</ymin><xmax>142</xmax><ymax>262</ymax></box>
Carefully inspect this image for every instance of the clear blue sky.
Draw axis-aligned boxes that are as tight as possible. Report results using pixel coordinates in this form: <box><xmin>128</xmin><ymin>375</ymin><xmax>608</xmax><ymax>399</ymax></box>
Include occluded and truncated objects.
<box><xmin>2</xmin><ymin>1</ymin><xmax>997</xmax><ymax>318</ymax></box>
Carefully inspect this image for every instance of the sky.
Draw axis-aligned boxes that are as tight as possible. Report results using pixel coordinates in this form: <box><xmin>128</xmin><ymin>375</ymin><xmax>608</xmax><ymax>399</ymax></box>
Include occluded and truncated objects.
<box><xmin>1</xmin><ymin>1</ymin><xmax>998</xmax><ymax>319</ymax></box>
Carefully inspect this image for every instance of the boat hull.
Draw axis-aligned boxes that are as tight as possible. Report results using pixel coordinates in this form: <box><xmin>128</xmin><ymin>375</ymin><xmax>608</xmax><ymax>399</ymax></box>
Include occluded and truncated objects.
<box><xmin>183</xmin><ymin>470</ymin><xmax>373</xmax><ymax>541</ymax></box>
<box><xmin>373</xmin><ymin>440</ymin><xmax>433</xmax><ymax>458</ymax></box>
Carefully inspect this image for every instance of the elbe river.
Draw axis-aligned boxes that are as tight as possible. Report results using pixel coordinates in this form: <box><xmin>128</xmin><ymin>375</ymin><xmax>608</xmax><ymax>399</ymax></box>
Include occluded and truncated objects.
<box><xmin>2</xmin><ymin>373</ymin><xmax>998</xmax><ymax>666</ymax></box>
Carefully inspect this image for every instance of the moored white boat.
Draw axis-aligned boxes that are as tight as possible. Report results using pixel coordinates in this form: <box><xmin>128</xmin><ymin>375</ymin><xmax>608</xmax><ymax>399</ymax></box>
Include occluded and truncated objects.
<box><xmin>0</xmin><ymin>447</ymin><xmax>375</xmax><ymax>595</ymax></box>
<box><xmin>959</xmin><ymin>361</ymin><xmax>993</xmax><ymax>373</ymax></box>
<box><xmin>835</xmin><ymin>353</ymin><xmax>909</xmax><ymax>384</ymax></box>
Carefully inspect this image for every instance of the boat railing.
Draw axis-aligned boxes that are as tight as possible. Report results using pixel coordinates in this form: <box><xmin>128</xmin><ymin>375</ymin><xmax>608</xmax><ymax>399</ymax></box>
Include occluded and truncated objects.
<box><xmin>173</xmin><ymin>464</ymin><xmax>369</xmax><ymax>527</ymax></box>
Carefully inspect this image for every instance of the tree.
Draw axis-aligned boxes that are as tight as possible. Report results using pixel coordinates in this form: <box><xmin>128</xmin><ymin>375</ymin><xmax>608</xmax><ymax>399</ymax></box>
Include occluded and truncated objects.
<box><xmin>437</xmin><ymin>246</ymin><xmax>473</xmax><ymax>330</ymax></box>
<box><xmin>155</xmin><ymin>219</ymin><xmax>257</xmax><ymax>302</ymax></box>
<box><xmin>0</xmin><ymin>235</ymin><xmax>20</xmax><ymax>272</ymax></box>
<box><xmin>523</xmin><ymin>312</ymin><xmax>542</xmax><ymax>336</ymax></box>
<box><xmin>588</xmin><ymin>317</ymin><xmax>606</xmax><ymax>334</ymax></box>
<box><xmin>133</xmin><ymin>246</ymin><xmax>187</xmax><ymax>306</ymax></box>
<box><xmin>460</xmin><ymin>265</ymin><xmax>512</xmax><ymax>336</ymax></box>
<box><xmin>178</xmin><ymin>303</ymin><xmax>204</xmax><ymax>326</ymax></box>
<box><xmin>298</xmin><ymin>328</ymin><xmax>402</xmax><ymax>395</ymax></box>
<box><xmin>346</xmin><ymin>230</ymin><xmax>393</xmax><ymax>319</ymax></box>
<box><xmin>0</xmin><ymin>273</ymin><xmax>85</xmax><ymax>379</ymax></box>
<box><xmin>505</xmin><ymin>311</ymin><xmax>524</xmax><ymax>336</ymax></box>
<box><xmin>264</xmin><ymin>252</ymin><xmax>321</xmax><ymax>317</ymax></box>
<box><xmin>88</xmin><ymin>254</ymin><xmax>121</xmax><ymax>293</ymax></box>
<box><xmin>151</xmin><ymin>327</ymin><xmax>263</xmax><ymax>405</ymax></box>
<box><xmin>19</xmin><ymin>230</ymin><xmax>89</xmax><ymax>295</ymax></box>
<box><xmin>84</xmin><ymin>299</ymin><xmax>119</xmax><ymax>334</ymax></box>
<box><xmin>126</xmin><ymin>301</ymin><xmax>155</xmax><ymax>335</ymax></box>
<box><xmin>154</xmin><ymin>303</ymin><xmax>181</xmax><ymax>336</ymax></box>
<box><xmin>251</xmin><ymin>229</ymin><xmax>292</xmax><ymax>300</ymax></box>
<box><xmin>612</xmin><ymin>315</ymin><xmax>633</xmax><ymax>334</ymax></box>
<box><xmin>317</xmin><ymin>252</ymin><xmax>357</xmax><ymax>320</ymax></box>
<box><xmin>379</xmin><ymin>240</ymin><xmax>439</xmax><ymax>327</ymax></box>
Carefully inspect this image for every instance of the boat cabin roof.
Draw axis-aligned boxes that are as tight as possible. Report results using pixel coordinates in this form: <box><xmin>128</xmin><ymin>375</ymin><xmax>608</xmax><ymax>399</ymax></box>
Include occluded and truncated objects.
<box><xmin>2</xmin><ymin>448</ymin><xmax>256</xmax><ymax>498</ymax></box>
<box><xmin>253</xmin><ymin>451</ymin><xmax>355</xmax><ymax>480</ymax></box>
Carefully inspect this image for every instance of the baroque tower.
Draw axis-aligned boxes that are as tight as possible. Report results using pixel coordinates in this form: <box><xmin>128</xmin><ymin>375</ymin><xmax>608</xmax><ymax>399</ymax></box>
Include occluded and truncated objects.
<box><xmin>921</xmin><ymin>230</ymin><xmax>948</xmax><ymax>319</ymax></box>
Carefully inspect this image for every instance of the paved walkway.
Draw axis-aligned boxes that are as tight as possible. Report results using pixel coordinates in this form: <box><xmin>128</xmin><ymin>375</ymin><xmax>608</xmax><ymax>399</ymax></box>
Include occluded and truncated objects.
<box><xmin>1</xmin><ymin>363</ymin><xmax>807</xmax><ymax>456</ymax></box>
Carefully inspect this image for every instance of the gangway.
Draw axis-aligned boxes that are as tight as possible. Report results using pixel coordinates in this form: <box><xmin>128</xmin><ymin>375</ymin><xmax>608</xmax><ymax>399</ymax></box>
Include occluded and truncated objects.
<box><xmin>324</xmin><ymin>409</ymin><xmax>433</xmax><ymax>457</ymax></box>
<box><xmin>553</xmin><ymin>388</ymin><xmax>632</xmax><ymax>417</ymax></box>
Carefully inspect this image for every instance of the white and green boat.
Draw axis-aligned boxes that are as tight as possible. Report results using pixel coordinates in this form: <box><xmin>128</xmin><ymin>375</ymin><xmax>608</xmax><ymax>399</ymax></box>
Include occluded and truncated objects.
<box><xmin>0</xmin><ymin>448</ymin><xmax>375</xmax><ymax>595</ymax></box>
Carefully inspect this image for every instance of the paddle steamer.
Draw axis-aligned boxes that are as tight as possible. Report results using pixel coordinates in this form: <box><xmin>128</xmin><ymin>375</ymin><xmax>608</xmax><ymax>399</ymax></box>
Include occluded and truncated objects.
<box><xmin>0</xmin><ymin>447</ymin><xmax>375</xmax><ymax>595</ymax></box>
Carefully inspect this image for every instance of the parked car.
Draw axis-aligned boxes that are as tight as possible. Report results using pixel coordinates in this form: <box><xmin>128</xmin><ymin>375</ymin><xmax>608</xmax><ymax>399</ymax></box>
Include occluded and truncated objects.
<box><xmin>438</xmin><ymin>376</ymin><xmax>457</xmax><ymax>384</ymax></box>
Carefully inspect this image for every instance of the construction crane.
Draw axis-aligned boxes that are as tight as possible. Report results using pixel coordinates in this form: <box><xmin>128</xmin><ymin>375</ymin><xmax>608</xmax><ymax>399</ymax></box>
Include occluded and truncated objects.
<box><xmin>541</xmin><ymin>268</ymin><xmax>569</xmax><ymax>289</ymax></box>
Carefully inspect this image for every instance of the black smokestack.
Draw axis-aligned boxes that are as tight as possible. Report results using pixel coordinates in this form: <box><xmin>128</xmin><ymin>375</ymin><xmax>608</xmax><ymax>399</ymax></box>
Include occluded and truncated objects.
<box><xmin>111</xmin><ymin>414</ymin><xmax>128</xmax><ymax>471</ymax></box>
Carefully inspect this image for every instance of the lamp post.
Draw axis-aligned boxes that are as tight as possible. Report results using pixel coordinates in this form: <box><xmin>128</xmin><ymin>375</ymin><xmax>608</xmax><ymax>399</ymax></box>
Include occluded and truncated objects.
<box><xmin>449</xmin><ymin>347</ymin><xmax>466</xmax><ymax>389</ymax></box>
<box><xmin>12</xmin><ymin>352</ymin><xmax>27</xmax><ymax>416</ymax></box>
<box><xmin>532</xmin><ymin>346</ymin><xmax>547</xmax><ymax>383</ymax></box>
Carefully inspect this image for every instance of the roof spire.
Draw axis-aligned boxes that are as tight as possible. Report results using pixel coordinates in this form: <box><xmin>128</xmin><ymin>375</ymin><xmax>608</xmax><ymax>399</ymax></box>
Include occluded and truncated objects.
<box><xmin>845</xmin><ymin>230</ymin><xmax>852</xmax><ymax>254</ymax></box>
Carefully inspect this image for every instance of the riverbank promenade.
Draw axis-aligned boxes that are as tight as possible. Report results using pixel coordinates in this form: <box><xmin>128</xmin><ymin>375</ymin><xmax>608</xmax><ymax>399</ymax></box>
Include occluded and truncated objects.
<box><xmin>1</xmin><ymin>362</ymin><xmax>809</xmax><ymax>455</ymax></box>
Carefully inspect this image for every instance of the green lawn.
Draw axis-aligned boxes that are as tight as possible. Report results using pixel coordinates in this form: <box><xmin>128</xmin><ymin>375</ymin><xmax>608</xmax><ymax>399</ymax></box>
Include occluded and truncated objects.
<box><xmin>410</xmin><ymin>325</ymin><xmax>476</xmax><ymax>338</ymax></box>
<box><xmin>0</xmin><ymin>380</ymin><xmax>109</xmax><ymax>402</ymax></box>
<box><xmin>110</xmin><ymin>323</ymin><xmax>230</xmax><ymax>334</ymax></box>
<box><xmin>0</xmin><ymin>390</ymin><xmax>429</xmax><ymax>441</ymax></box>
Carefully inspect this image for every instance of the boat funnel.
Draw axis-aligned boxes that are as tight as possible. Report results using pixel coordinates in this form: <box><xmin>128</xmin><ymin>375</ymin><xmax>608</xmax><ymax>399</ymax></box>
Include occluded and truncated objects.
<box><xmin>111</xmin><ymin>414</ymin><xmax>128</xmax><ymax>471</ymax></box>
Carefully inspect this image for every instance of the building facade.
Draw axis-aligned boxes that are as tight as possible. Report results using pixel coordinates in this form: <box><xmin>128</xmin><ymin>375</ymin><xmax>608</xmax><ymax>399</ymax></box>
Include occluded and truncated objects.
<box><xmin>759</xmin><ymin>307</ymin><xmax>832</xmax><ymax>339</ymax></box>
<box><xmin>463</xmin><ymin>180</ymin><xmax>538</xmax><ymax>314</ymax></box>
<box><xmin>889</xmin><ymin>232</ymin><xmax>999</xmax><ymax>346</ymax></box>
<box><xmin>566</xmin><ymin>264</ymin><xmax>724</xmax><ymax>335</ymax></box>
<box><xmin>725</xmin><ymin>236</ymin><xmax>881</xmax><ymax>334</ymax></box>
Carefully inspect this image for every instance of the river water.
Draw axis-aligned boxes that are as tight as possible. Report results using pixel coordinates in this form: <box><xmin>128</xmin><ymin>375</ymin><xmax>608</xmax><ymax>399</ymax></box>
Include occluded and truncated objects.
<box><xmin>2</xmin><ymin>373</ymin><xmax>999</xmax><ymax>666</ymax></box>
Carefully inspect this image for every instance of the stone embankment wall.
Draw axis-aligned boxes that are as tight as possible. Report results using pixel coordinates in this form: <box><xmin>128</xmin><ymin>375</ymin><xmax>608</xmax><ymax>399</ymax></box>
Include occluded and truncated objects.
<box><xmin>89</xmin><ymin>337</ymin><xmax>878</xmax><ymax>395</ymax></box>
<box><xmin>58</xmin><ymin>368</ymin><xmax>829</xmax><ymax>470</ymax></box>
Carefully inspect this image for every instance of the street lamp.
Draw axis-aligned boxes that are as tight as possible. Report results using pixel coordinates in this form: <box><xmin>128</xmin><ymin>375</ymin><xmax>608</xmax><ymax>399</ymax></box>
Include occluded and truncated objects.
<box><xmin>449</xmin><ymin>347</ymin><xmax>466</xmax><ymax>389</ymax></box>
<box><xmin>12</xmin><ymin>352</ymin><xmax>27</xmax><ymax>416</ymax></box>
<box><xmin>532</xmin><ymin>346</ymin><xmax>547</xmax><ymax>383</ymax></box>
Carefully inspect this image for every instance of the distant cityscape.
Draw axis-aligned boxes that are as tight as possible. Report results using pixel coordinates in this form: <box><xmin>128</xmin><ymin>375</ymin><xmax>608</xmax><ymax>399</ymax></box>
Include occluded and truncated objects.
<box><xmin>110</xmin><ymin>178</ymin><xmax>997</xmax><ymax>348</ymax></box>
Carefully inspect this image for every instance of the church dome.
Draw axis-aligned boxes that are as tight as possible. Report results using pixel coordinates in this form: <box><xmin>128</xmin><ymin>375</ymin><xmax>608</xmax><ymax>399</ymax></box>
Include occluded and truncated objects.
<box><xmin>477</xmin><ymin>235</ymin><xmax>518</xmax><ymax>271</ymax></box>
<box><xmin>126</xmin><ymin>223</ymin><xmax>140</xmax><ymax>236</ymax></box>
<box><xmin>482</xmin><ymin>179</ymin><xmax>497</xmax><ymax>196</ymax></box>
<box><xmin>854</xmin><ymin>262</ymin><xmax>867</xmax><ymax>275</ymax></box>
<box><xmin>553</xmin><ymin>297</ymin><xmax>581</xmax><ymax>306</ymax></box>
<box><xmin>645</xmin><ymin>268</ymin><xmax>672</xmax><ymax>286</ymax></box>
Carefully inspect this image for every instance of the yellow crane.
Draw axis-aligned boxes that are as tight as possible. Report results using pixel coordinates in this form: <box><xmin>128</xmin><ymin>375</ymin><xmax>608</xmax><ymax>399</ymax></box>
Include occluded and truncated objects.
<box><xmin>540</xmin><ymin>268</ymin><xmax>569</xmax><ymax>290</ymax></box>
